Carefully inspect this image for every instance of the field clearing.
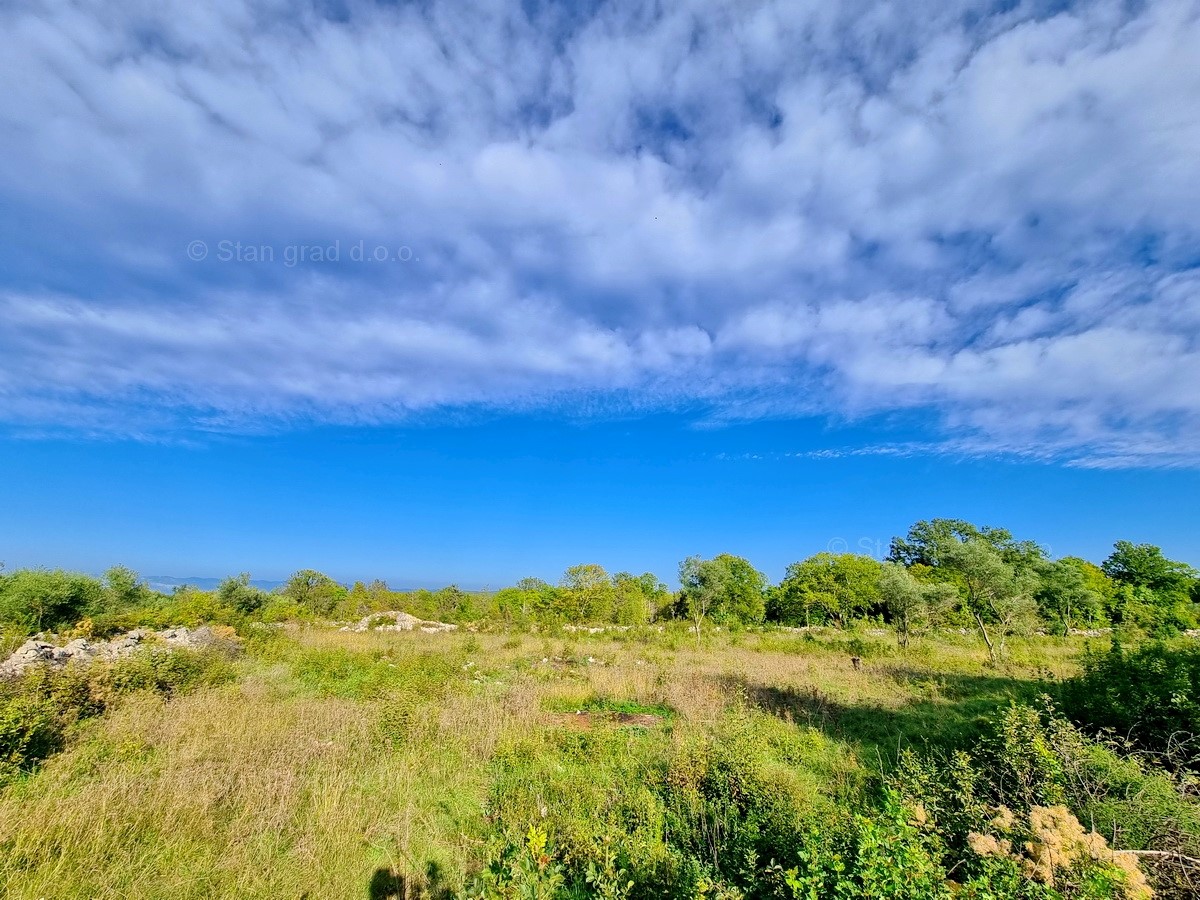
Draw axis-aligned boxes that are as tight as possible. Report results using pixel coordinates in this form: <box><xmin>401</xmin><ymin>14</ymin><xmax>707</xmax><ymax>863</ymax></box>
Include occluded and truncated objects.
<box><xmin>0</xmin><ymin>627</ymin><xmax>1093</xmax><ymax>899</ymax></box>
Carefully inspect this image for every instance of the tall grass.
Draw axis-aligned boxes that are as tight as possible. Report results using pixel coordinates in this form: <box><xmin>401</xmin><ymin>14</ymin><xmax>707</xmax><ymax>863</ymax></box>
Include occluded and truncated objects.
<box><xmin>0</xmin><ymin>628</ymin><xmax>1168</xmax><ymax>899</ymax></box>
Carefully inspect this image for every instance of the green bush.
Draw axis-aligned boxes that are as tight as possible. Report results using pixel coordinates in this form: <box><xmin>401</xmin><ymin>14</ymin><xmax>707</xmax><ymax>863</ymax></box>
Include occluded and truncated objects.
<box><xmin>1063</xmin><ymin>639</ymin><xmax>1200</xmax><ymax>771</ymax></box>
<box><xmin>0</xmin><ymin>569</ymin><xmax>106</xmax><ymax>634</ymax></box>
<box><xmin>889</xmin><ymin>702</ymin><xmax>1198</xmax><ymax>899</ymax></box>
<box><xmin>105</xmin><ymin>647</ymin><xmax>236</xmax><ymax>697</ymax></box>
<box><xmin>0</xmin><ymin>645</ymin><xmax>236</xmax><ymax>782</ymax></box>
<box><xmin>0</xmin><ymin>693</ymin><xmax>64</xmax><ymax>782</ymax></box>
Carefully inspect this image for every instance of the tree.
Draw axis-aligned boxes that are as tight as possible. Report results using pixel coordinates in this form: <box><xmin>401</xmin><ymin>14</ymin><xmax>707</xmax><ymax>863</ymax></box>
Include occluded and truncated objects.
<box><xmin>499</xmin><ymin>577</ymin><xmax>560</xmax><ymax>622</ymax></box>
<box><xmin>1033</xmin><ymin>560</ymin><xmax>1102</xmax><ymax>636</ymax></box>
<box><xmin>0</xmin><ymin>569</ymin><xmax>105</xmax><ymax>633</ymax></box>
<box><xmin>1102</xmin><ymin>542</ymin><xmax>1200</xmax><ymax>633</ymax></box>
<box><xmin>878</xmin><ymin>562</ymin><xmax>956</xmax><ymax>648</ymax></box>
<box><xmin>888</xmin><ymin>519</ymin><xmax>1045</xmax><ymax>574</ymax></box>
<box><xmin>216</xmin><ymin>573</ymin><xmax>269</xmax><ymax>614</ymax></box>
<box><xmin>678</xmin><ymin>556</ymin><xmax>725</xmax><ymax>645</ymax></box>
<box><xmin>1059</xmin><ymin>557</ymin><xmax>1118</xmax><ymax>621</ymax></box>
<box><xmin>282</xmin><ymin>569</ymin><xmax>343</xmax><ymax>616</ymax></box>
<box><xmin>678</xmin><ymin>554</ymin><xmax>766</xmax><ymax>642</ymax></box>
<box><xmin>774</xmin><ymin>553</ymin><xmax>883</xmax><ymax>627</ymax></box>
<box><xmin>103</xmin><ymin>565</ymin><xmax>153</xmax><ymax>612</ymax></box>
<box><xmin>612</xmin><ymin>571</ymin><xmax>669</xmax><ymax>625</ymax></box>
<box><xmin>559</xmin><ymin>565</ymin><xmax>615</xmax><ymax>622</ymax></box>
<box><xmin>1102</xmin><ymin>541</ymin><xmax>1196</xmax><ymax>597</ymax></box>
<box><xmin>940</xmin><ymin>539</ymin><xmax>1039</xmax><ymax>661</ymax></box>
<box><xmin>711</xmin><ymin>554</ymin><xmax>767</xmax><ymax>625</ymax></box>
<box><xmin>429</xmin><ymin>584</ymin><xmax>467</xmax><ymax>619</ymax></box>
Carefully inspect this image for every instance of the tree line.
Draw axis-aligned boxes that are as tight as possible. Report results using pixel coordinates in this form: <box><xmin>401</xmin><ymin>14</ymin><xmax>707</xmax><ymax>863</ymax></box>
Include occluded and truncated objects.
<box><xmin>2</xmin><ymin>519</ymin><xmax>1197</xmax><ymax>658</ymax></box>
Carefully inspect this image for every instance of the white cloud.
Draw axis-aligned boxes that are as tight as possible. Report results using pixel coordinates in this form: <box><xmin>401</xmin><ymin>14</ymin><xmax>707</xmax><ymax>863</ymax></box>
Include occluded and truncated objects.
<box><xmin>0</xmin><ymin>0</ymin><xmax>1197</xmax><ymax>465</ymax></box>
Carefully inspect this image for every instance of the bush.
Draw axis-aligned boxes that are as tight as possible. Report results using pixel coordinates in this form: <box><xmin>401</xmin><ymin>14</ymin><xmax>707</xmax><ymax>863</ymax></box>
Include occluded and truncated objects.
<box><xmin>0</xmin><ymin>569</ymin><xmax>106</xmax><ymax>634</ymax></box>
<box><xmin>105</xmin><ymin>647</ymin><xmax>237</xmax><ymax>697</ymax></box>
<box><xmin>1063</xmin><ymin>639</ymin><xmax>1200</xmax><ymax>771</ymax></box>
<box><xmin>889</xmin><ymin>702</ymin><xmax>1199</xmax><ymax>899</ymax></box>
<box><xmin>0</xmin><ymin>693</ymin><xmax>64</xmax><ymax>783</ymax></box>
<box><xmin>0</xmin><ymin>645</ymin><xmax>236</xmax><ymax>782</ymax></box>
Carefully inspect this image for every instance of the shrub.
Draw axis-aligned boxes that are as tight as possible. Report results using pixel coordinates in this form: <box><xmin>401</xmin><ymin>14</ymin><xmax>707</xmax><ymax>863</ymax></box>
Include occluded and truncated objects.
<box><xmin>105</xmin><ymin>646</ymin><xmax>237</xmax><ymax>697</ymax></box>
<box><xmin>0</xmin><ymin>569</ymin><xmax>106</xmax><ymax>634</ymax></box>
<box><xmin>1063</xmin><ymin>639</ymin><xmax>1200</xmax><ymax>772</ymax></box>
<box><xmin>889</xmin><ymin>702</ymin><xmax>1198</xmax><ymax>899</ymax></box>
<box><xmin>0</xmin><ymin>693</ymin><xmax>64</xmax><ymax>783</ymax></box>
<box><xmin>0</xmin><ymin>644</ymin><xmax>236</xmax><ymax>782</ymax></box>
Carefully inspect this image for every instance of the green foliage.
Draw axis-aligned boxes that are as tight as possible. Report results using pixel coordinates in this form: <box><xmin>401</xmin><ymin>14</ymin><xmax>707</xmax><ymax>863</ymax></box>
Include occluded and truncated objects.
<box><xmin>482</xmin><ymin>705</ymin><xmax>858</xmax><ymax>899</ymax></box>
<box><xmin>102</xmin><ymin>566</ymin><xmax>155</xmax><ymax>612</ymax></box>
<box><xmin>559</xmin><ymin>565</ymin><xmax>617</xmax><ymax>623</ymax></box>
<box><xmin>0</xmin><ymin>645</ymin><xmax>235</xmax><ymax>783</ymax></box>
<box><xmin>106</xmin><ymin>646</ymin><xmax>237</xmax><ymax>697</ymax></box>
<box><xmin>0</xmin><ymin>693</ymin><xmax>64</xmax><ymax>783</ymax></box>
<box><xmin>890</xmin><ymin>700</ymin><xmax>1200</xmax><ymax>898</ymax></box>
<box><xmin>216</xmin><ymin>573</ymin><xmax>270</xmax><ymax>614</ymax></box>
<box><xmin>0</xmin><ymin>569</ymin><xmax>106</xmax><ymax>633</ymax></box>
<box><xmin>772</xmin><ymin>792</ymin><xmax>955</xmax><ymax>900</ymax></box>
<box><xmin>466</xmin><ymin>824</ymin><xmax>567</xmax><ymax>900</ymax></box>
<box><xmin>678</xmin><ymin>554</ymin><xmax>767</xmax><ymax>630</ymax></box>
<box><xmin>282</xmin><ymin>569</ymin><xmax>345</xmax><ymax>616</ymax></box>
<box><xmin>774</xmin><ymin>554</ymin><xmax>883</xmax><ymax>628</ymax></box>
<box><xmin>613</xmin><ymin>572</ymin><xmax>669</xmax><ymax>626</ymax></box>
<box><xmin>1063</xmin><ymin>639</ymin><xmax>1200</xmax><ymax>772</ymax></box>
<box><xmin>939</xmin><ymin>539</ymin><xmax>1040</xmax><ymax>660</ymax></box>
<box><xmin>1035</xmin><ymin>561</ymin><xmax>1104</xmax><ymax>636</ymax></box>
<box><xmin>1102</xmin><ymin>542</ymin><xmax>1197</xmax><ymax>597</ymax></box>
<box><xmin>878</xmin><ymin>563</ymin><xmax>956</xmax><ymax>647</ymax></box>
<box><xmin>888</xmin><ymin>520</ymin><xmax>1046</xmax><ymax>574</ymax></box>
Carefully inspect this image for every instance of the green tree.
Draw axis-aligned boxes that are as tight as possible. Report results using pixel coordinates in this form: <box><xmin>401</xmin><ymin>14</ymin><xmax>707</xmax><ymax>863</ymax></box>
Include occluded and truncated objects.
<box><xmin>282</xmin><ymin>569</ymin><xmax>343</xmax><ymax>616</ymax></box>
<box><xmin>216</xmin><ymin>573</ymin><xmax>269</xmax><ymax>614</ymax></box>
<box><xmin>558</xmin><ymin>565</ymin><xmax>615</xmax><ymax>622</ymax></box>
<box><xmin>678</xmin><ymin>554</ymin><xmax>766</xmax><ymax>639</ymax></box>
<box><xmin>940</xmin><ymin>539</ymin><xmax>1039</xmax><ymax>661</ymax></box>
<box><xmin>878</xmin><ymin>562</ymin><xmax>956</xmax><ymax>648</ymax></box>
<box><xmin>102</xmin><ymin>565</ymin><xmax>153</xmax><ymax>612</ymax></box>
<box><xmin>1102</xmin><ymin>542</ymin><xmax>1199</xmax><ymax>633</ymax></box>
<box><xmin>434</xmin><ymin>584</ymin><xmax>477</xmax><ymax>620</ymax></box>
<box><xmin>1059</xmin><ymin>557</ymin><xmax>1118</xmax><ymax>620</ymax></box>
<box><xmin>497</xmin><ymin>577</ymin><xmax>560</xmax><ymax>623</ymax></box>
<box><xmin>612</xmin><ymin>571</ymin><xmax>668</xmax><ymax>625</ymax></box>
<box><xmin>888</xmin><ymin>519</ymin><xmax>1045</xmax><ymax>574</ymax></box>
<box><xmin>774</xmin><ymin>553</ymin><xmax>883</xmax><ymax>627</ymax></box>
<box><xmin>1033</xmin><ymin>559</ymin><xmax>1102</xmax><ymax>635</ymax></box>
<box><xmin>0</xmin><ymin>569</ymin><xmax>106</xmax><ymax>633</ymax></box>
<box><xmin>1102</xmin><ymin>541</ymin><xmax>1196</xmax><ymax>597</ymax></box>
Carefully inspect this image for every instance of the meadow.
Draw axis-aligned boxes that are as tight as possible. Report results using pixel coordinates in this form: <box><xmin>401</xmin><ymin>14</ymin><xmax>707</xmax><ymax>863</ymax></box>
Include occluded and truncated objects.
<box><xmin>4</xmin><ymin>624</ymin><xmax>1195</xmax><ymax>900</ymax></box>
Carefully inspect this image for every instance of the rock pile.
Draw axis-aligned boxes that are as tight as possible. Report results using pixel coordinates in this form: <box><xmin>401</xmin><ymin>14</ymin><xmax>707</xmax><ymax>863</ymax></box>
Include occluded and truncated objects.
<box><xmin>0</xmin><ymin>626</ymin><xmax>229</xmax><ymax>678</ymax></box>
<box><xmin>339</xmin><ymin>611</ymin><xmax>457</xmax><ymax>634</ymax></box>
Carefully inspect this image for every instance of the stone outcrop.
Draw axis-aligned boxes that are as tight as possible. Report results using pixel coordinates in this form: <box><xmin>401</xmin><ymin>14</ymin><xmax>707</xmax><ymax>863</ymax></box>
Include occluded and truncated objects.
<box><xmin>339</xmin><ymin>611</ymin><xmax>457</xmax><ymax>634</ymax></box>
<box><xmin>1</xmin><ymin>626</ymin><xmax>228</xmax><ymax>678</ymax></box>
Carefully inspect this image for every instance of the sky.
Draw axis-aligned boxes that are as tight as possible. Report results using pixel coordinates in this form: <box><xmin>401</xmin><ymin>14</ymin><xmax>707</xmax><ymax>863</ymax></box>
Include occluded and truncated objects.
<box><xmin>1</xmin><ymin>0</ymin><xmax>1198</xmax><ymax>586</ymax></box>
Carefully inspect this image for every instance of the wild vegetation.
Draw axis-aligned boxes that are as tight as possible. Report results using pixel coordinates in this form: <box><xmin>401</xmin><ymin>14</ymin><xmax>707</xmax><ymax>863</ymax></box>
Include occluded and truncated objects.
<box><xmin>1</xmin><ymin>519</ymin><xmax>1198</xmax><ymax>899</ymax></box>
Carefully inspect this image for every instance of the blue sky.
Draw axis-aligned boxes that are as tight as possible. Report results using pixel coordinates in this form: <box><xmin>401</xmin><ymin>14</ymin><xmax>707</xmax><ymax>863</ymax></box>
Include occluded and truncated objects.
<box><xmin>1</xmin><ymin>0</ymin><xmax>1198</xmax><ymax>585</ymax></box>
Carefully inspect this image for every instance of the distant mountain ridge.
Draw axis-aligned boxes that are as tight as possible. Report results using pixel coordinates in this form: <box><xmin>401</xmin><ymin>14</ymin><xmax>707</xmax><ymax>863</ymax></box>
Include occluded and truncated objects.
<box><xmin>141</xmin><ymin>576</ymin><xmax>446</xmax><ymax>594</ymax></box>
<box><xmin>143</xmin><ymin>575</ymin><xmax>285</xmax><ymax>594</ymax></box>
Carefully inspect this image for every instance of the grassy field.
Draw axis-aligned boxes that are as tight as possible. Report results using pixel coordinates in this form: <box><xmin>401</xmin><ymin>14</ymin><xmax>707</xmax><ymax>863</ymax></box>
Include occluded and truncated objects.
<box><xmin>0</xmin><ymin>625</ymin><xmax>1100</xmax><ymax>899</ymax></box>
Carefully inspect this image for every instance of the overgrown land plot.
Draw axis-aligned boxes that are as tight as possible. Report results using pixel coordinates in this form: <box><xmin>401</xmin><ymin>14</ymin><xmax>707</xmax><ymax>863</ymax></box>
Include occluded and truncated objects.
<box><xmin>1</xmin><ymin>521</ymin><xmax>1199</xmax><ymax>899</ymax></box>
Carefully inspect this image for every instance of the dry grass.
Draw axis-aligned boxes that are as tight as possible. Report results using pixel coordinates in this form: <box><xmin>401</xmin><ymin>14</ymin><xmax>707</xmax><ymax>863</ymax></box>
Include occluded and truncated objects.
<box><xmin>0</xmin><ymin>626</ymin><xmax>1092</xmax><ymax>898</ymax></box>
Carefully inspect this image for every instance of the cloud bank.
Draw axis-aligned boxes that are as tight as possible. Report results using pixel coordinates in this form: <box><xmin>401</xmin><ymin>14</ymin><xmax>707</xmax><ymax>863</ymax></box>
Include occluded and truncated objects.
<box><xmin>1</xmin><ymin>0</ymin><xmax>1198</xmax><ymax>465</ymax></box>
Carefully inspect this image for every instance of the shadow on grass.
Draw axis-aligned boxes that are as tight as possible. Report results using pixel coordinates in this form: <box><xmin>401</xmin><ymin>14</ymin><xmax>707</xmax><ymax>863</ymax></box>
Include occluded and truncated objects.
<box><xmin>368</xmin><ymin>864</ymin><xmax>452</xmax><ymax>899</ymax></box>
<box><xmin>720</xmin><ymin>666</ymin><xmax>1059</xmax><ymax>761</ymax></box>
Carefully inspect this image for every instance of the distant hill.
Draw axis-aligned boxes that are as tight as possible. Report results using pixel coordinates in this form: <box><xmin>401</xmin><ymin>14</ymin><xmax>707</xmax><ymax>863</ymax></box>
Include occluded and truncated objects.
<box><xmin>144</xmin><ymin>576</ymin><xmax>286</xmax><ymax>594</ymax></box>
